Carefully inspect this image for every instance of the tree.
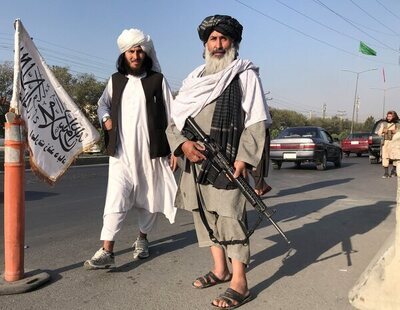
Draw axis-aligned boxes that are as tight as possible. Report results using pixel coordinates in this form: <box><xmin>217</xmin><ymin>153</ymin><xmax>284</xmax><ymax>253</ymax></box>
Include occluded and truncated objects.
<box><xmin>74</xmin><ymin>73</ymin><xmax>106</xmax><ymax>128</ymax></box>
<box><xmin>51</xmin><ymin>65</ymin><xmax>76</xmax><ymax>96</ymax></box>
<box><xmin>363</xmin><ymin>116</ymin><xmax>376</xmax><ymax>132</ymax></box>
<box><xmin>0</xmin><ymin>61</ymin><xmax>13</xmax><ymax>101</ymax></box>
<box><xmin>51</xmin><ymin>66</ymin><xmax>106</xmax><ymax>129</ymax></box>
<box><xmin>270</xmin><ymin>108</ymin><xmax>308</xmax><ymax>130</ymax></box>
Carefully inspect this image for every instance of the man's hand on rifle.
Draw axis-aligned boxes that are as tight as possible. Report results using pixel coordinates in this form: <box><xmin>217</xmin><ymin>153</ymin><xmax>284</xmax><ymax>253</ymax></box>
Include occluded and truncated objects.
<box><xmin>233</xmin><ymin>160</ymin><xmax>248</xmax><ymax>179</ymax></box>
<box><xmin>181</xmin><ymin>141</ymin><xmax>206</xmax><ymax>163</ymax></box>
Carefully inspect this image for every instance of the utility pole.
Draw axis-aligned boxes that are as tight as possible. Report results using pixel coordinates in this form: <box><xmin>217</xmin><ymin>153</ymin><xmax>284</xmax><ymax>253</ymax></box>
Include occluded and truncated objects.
<box><xmin>337</xmin><ymin>110</ymin><xmax>346</xmax><ymax>131</ymax></box>
<box><xmin>342</xmin><ymin>68</ymin><xmax>377</xmax><ymax>134</ymax></box>
<box><xmin>355</xmin><ymin>96</ymin><xmax>360</xmax><ymax>125</ymax></box>
<box><xmin>322</xmin><ymin>103</ymin><xmax>327</xmax><ymax>120</ymax></box>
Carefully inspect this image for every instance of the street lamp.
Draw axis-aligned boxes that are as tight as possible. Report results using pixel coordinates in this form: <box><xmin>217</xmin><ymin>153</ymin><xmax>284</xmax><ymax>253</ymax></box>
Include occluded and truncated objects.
<box><xmin>370</xmin><ymin>86</ymin><xmax>400</xmax><ymax>118</ymax></box>
<box><xmin>342</xmin><ymin>68</ymin><xmax>377</xmax><ymax>133</ymax></box>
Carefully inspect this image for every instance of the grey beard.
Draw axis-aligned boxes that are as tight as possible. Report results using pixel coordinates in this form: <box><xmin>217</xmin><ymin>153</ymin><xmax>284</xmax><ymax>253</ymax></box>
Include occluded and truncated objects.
<box><xmin>204</xmin><ymin>47</ymin><xmax>236</xmax><ymax>75</ymax></box>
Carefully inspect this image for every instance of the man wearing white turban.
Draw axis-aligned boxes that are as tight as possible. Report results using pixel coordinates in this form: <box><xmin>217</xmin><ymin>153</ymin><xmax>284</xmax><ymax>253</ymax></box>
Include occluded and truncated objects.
<box><xmin>84</xmin><ymin>28</ymin><xmax>177</xmax><ymax>270</ymax></box>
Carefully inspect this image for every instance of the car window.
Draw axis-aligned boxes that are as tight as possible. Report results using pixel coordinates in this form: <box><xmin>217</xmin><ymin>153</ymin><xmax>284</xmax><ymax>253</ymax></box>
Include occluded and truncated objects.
<box><xmin>320</xmin><ymin>130</ymin><xmax>333</xmax><ymax>143</ymax></box>
<box><xmin>279</xmin><ymin>128</ymin><xmax>319</xmax><ymax>138</ymax></box>
<box><xmin>373</xmin><ymin>121</ymin><xmax>385</xmax><ymax>134</ymax></box>
<box><xmin>350</xmin><ymin>132</ymin><xmax>369</xmax><ymax>139</ymax></box>
<box><xmin>303</xmin><ymin>130</ymin><xmax>318</xmax><ymax>138</ymax></box>
<box><xmin>349</xmin><ymin>133</ymin><xmax>369</xmax><ymax>139</ymax></box>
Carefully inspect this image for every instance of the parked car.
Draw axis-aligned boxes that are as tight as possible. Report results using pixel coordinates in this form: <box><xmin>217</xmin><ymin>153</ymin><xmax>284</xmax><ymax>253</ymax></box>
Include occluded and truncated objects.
<box><xmin>368</xmin><ymin>119</ymin><xmax>384</xmax><ymax>164</ymax></box>
<box><xmin>341</xmin><ymin>132</ymin><xmax>369</xmax><ymax>157</ymax></box>
<box><xmin>270</xmin><ymin>126</ymin><xmax>342</xmax><ymax>171</ymax></box>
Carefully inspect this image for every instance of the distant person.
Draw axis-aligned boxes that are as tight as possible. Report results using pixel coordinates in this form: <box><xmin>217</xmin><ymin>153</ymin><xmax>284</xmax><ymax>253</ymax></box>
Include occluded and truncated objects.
<box><xmin>378</xmin><ymin>110</ymin><xmax>399</xmax><ymax>178</ymax></box>
<box><xmin>166</xmin><ymin>15</ymin><xmax>272</xmax><ymax>309</ymax></box>
<box><xmin>84</xmin><ymin>28</ymin><xmax>177</xmax><ymax>269</ymax></box>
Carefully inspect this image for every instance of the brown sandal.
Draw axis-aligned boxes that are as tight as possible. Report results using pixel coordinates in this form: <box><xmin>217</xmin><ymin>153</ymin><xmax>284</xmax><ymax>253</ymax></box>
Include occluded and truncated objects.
<box><xmin>211</xmin><ymin>288</ymin><xmax>253</xmax><ymax>309</ymax></box>
<box><xmin>192</xmin><ymin>271</ymin><xmax>232</xmax><ymax>289</ymax></box>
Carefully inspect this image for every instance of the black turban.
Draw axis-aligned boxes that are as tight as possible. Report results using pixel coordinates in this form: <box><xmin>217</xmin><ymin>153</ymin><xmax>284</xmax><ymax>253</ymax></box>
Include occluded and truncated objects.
<box><xmin>198</xmin><ymin>15</ymin><xmax>243</xmax><ymax>44</ymax></box>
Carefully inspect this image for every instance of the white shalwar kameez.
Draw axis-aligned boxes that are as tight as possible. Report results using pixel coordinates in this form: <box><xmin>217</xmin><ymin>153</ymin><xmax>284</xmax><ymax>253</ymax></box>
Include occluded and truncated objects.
<box><xmin>98</xmin><ymin>73</ymin><xmax>177</xmax><ymax>241</ymax></box>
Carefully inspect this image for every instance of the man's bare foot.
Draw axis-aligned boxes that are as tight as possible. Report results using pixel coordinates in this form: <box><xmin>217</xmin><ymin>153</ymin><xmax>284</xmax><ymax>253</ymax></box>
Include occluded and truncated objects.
<box><xmin>211</xmin><ymin>287</ymin><xmax>252</xmax><ymax>308</ymax></box>
<box><xmin>192</xmin><ymin>270</ymin><xmax>231</xmax><ymax>289</ymax></box>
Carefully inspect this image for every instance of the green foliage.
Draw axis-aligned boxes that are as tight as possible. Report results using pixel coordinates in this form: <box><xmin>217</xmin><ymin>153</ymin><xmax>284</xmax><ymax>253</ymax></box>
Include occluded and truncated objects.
<box><xmin>363</xmin><ymin>116</ymin><xmax>376</xmax><ymax>132</ymax></box>
<box><xmin>51</xmin><ymin>66</ymin><xmax>106</xmax><ymax>129</ymax></box>
<box><xmin>0</xmin><ymin>61</ymin><xmax>382</xmax><ymax>140</ymax></box>
<box><xmin>0</xmin><ymin>61</ymin><xmax>13</xmax><ymax>100</ymax></box>
<box><xmin>270</xmin><ymin>108</ymin><xmax>308</xmax><ymax>130</ymax></box>
<box><xmin>269</xmin><ymin>107</ymin><xmax>376</xmax><ymax>138</ymax></box>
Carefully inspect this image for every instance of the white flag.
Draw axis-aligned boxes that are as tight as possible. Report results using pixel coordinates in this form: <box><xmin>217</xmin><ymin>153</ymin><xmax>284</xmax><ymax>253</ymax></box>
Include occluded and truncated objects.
<box><xmin>10</xmin><ymin>19</ymin><xmax>100</xmax><ymax>183</ymax></box>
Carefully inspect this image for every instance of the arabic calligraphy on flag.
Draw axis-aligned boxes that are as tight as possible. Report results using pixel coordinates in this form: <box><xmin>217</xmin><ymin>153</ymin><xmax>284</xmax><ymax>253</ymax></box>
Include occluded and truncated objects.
<box><xmin>10</xmin><ymin>19</ymin><xmax>100</xmax><ymax>183</ymax></box>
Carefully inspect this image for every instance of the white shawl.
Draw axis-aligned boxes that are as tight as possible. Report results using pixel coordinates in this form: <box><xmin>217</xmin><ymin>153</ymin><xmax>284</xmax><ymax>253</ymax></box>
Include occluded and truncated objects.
<box><xmin>171</xmin><ymin>59</ymin><xmax>269</xmax><ymax>131</ymax></box>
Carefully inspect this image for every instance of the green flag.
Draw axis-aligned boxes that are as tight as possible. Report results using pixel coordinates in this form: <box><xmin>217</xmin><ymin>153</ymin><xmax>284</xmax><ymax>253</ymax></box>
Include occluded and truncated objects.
<box><xmin>359</xmin><ymin>41</ymin><xmax>377</xmax><ymax>56</ymax></box>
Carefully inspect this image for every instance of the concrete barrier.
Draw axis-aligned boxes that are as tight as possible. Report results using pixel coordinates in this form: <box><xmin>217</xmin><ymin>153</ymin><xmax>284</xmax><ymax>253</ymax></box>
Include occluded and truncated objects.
<box><xmin>348</xmin><ymin>166</ymin><xmax>400</xmax><ymax>309</ymax></box>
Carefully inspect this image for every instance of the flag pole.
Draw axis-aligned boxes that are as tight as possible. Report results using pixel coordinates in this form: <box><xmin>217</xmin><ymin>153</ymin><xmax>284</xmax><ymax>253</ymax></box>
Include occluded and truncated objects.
<box><xmin>0</xmin><ymin>19</ymin><xmax>50</xmax><ymax>295</ymax></box>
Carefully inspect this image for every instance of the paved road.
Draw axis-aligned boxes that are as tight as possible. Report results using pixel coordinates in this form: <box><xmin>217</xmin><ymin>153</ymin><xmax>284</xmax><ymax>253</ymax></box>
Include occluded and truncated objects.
<box><xmin>0</xmin><ymin>155</ymin><xmax>397</xmax><ymax>310</ymax></box>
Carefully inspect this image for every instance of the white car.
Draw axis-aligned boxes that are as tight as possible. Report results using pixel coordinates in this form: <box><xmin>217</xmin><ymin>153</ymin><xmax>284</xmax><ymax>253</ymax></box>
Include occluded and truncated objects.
<box><xmin>270</xmin><ymin>126</ymin><xmax>342</xmax><ymax>171</ymax></box>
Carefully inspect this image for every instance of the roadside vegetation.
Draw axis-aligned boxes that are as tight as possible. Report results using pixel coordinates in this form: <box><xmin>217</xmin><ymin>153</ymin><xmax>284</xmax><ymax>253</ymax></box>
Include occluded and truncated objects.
<box><xmin>0</xmin><ymin>61</ymin><xmax>377</xmax><ymax>142</ymax></box>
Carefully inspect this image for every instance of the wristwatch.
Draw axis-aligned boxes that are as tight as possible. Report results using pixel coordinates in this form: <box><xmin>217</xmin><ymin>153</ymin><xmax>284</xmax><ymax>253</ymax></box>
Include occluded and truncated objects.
<box><xmin>102</xmin><ymin>115</ymin><xmax>111</xmax><ymax>123</ymax></box>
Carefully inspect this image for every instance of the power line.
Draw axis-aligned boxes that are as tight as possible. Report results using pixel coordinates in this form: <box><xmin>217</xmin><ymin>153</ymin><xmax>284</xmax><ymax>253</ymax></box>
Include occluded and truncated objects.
<box><xmin>275</xmin><ymin>0</ymin><xmax>400</xmax><ymax>52</ymax></box>
<box><xmin>348</xmin><ymin>0</ymin><xmax>400</xmax><ymax>36</ymax></box>
<box><xmin>351</xmin><ymin>19</ymin><xmax>399</xmax><ymax>36</ymax></box>
<box><xmin>272</xmin><ymin>98</ymin><xmax>322</xmax><ymax>116</ymax></box>
<box><xmin>273</xmin><ymin>94</ymin><xmax>321</xmax><ymax>111</ymax></box>
<box><xmin>275</xmin><ymin>0</ymin><xmax>357</xmax><ymax>41</ymax></box>
<box><xmin>375</xmin><ymin>0</ymin><xmax>400</xmax><ymax>22</ymax></box>
<box><xmin>233</xmin><ymin>0</ymin><xmax>359</xmax><ymax>57</ymax></box>
<box><xmin>313</xmin><ymin>0</ymin><xmax>399</xmax><ymax>52</ymax></box>
<box><xmin>37</xmin><ymin>45</ymin><xmax>114</xmax><ymax>69</ymax></box>
<box><xmin>274</xmin><ymin>0</ymin><xmax>382</xmax><ymax>49</ymax></box>
<box><xmin>34</xmin><ymin>38</ymin><xmax>114</xmax><ymax>63</ymax></box>
<box><xmin>233</xmin><ymin>0</ymin><xmax>399</xmax><ymax>67</ymax></box>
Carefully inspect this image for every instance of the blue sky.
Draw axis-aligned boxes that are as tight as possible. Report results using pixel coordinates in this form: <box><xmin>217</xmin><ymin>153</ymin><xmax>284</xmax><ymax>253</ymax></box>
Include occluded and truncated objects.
<box><xmin>1</xmin><ymin>0</ymin><xmax>400</xmax><ymax>122</ymax></box>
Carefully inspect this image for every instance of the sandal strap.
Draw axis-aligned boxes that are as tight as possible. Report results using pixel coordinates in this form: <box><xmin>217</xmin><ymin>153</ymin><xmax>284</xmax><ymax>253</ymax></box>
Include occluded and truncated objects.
<box><xmin>205</xmin><ymin>271</ymin><xmax>220</xmax><ymax>283</ymax></box>
<box><xmin>196</xmin><ymin>271</ymin><xmax>219</xmax><ymax>286</ymax></box>
<box><xmin>223</xmin><ymin>288</ymin><xmax>247</xmax><ymax>303</ymax></box>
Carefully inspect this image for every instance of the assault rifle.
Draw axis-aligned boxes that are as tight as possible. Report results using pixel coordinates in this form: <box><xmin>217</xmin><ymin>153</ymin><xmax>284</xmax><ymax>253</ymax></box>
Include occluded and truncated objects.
<box><xmin>182</xmin><ymin>117</ymin><xmax>291</xmax><ymax>245</ymax></box>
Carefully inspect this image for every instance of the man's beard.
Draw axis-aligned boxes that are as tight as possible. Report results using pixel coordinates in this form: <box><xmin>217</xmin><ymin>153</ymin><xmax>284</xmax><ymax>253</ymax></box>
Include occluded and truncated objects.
<box><xmin>204</xmin><ymin>46</ymin><xmax>236</xmax><ymax>75</ymax></box>
<box><xmin>127</xmin><ymin>64</ymin><xmax>145</xmax><ymax>76</ymax></box>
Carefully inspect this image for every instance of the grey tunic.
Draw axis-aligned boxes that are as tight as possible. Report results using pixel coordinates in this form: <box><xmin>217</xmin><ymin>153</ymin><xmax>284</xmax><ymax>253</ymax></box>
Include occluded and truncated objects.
<box><xmin>166</xmin><ymin>100</ymin><xmax>266</xmax><ymax>219</ymax></box>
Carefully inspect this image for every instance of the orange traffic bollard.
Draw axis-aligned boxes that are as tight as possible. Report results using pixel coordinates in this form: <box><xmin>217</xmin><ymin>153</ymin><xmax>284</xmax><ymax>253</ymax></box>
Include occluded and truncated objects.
<box><xmin>0</xmin><ymin>112</ymin><xmax>50</xmax><ymax>295</ymax></box>
<box><xmin>3</xmin><ymin>114</ymin><xmax>25</xmax><ymax>282</ymax></box>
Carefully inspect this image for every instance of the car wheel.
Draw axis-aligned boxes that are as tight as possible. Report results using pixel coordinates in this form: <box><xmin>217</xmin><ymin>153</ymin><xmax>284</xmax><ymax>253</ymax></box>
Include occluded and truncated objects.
<box><xmin>316</xmin><ymin>152</ymin><xmax>327</xmax><ymax>171</ymax></box>
<box><xmin>294</xmin><ymin>162</ymin><xmax>301</xmax><ymax>168</ymax></box>
<box><xmin>357</xmin><ymin>153</ymin><xmax>362</xmax><ymax>157</ymax></box>
<box><xmin>272</xmin><ymin>161</ymin><xmax>282</xmax><ymax>170</ymax></box>
<box><xmin>334</xmin><ymin>152</ymin><xmax>342</xmax><ymax>168</ymax></box>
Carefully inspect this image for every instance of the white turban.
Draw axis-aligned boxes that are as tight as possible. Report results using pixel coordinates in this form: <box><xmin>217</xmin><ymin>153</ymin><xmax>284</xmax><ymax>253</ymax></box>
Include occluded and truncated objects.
<box><xmin>117</xmin><ymin>28</ymin><xmax>161</xmax><ymax>72</ymax></box>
